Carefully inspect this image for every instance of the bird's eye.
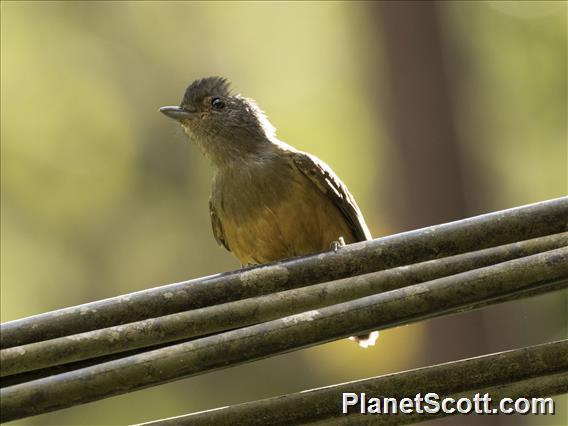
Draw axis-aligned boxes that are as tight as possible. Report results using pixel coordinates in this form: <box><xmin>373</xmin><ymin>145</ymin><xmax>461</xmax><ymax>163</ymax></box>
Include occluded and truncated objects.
<box><xmin>211</xmin><ymin>98</ymin><xmax>225</xmax><ymax>110</ymax></box>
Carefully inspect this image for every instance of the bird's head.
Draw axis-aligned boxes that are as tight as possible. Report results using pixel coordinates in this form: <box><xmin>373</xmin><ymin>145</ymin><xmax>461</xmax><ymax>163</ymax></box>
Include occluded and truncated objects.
<box><xmin>160</xmin><ymin>77</ymin><xmax>276</xmax><ymax>166</ymax></box>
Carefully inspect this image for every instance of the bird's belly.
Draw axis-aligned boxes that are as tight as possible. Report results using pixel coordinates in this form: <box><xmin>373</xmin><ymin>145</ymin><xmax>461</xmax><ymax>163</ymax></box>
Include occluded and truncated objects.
<box><xmin>220</xmin><ymin>182</ymin><xmax>356</xmax><ymax>265</ymax></box>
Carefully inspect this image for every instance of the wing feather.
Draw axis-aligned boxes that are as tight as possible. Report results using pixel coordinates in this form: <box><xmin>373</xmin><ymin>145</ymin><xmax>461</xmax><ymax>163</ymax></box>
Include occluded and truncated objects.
<box><xmin>290</xmin><ymin>151</ymin><xmax>372</xmax><ymax>242</ymax></box>
<box><xmin>209</xmin><ymin>199</ymin><xmax>230</xmax><ymax>252</ymax></box>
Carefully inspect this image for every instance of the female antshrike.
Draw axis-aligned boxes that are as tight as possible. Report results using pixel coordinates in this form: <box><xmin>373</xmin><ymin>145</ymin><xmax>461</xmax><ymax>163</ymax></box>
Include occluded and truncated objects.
<box><xmin>160</xmin><ymin>77</ymin><xmax>379</xmax><ymax>348</ymax></box>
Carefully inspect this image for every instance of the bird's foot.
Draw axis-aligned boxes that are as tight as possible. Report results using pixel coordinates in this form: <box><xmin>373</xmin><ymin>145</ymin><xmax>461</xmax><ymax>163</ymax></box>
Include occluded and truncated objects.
<box><xmin>241</xmin><ymin>263</ymin><xmax>256</xmax><ymax>269</ymax></box>
<box><xmin>330</xmin><ymin>236</ymin><xmax>346</xmax><ymax>253</ymax></box>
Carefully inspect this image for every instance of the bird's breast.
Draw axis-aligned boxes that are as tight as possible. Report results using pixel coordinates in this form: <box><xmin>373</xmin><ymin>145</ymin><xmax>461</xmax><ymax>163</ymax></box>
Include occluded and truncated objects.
<box><xmin>211</xmin><ymin>158</ymin><xmax>355</xmax><ymax>265</ymax></box>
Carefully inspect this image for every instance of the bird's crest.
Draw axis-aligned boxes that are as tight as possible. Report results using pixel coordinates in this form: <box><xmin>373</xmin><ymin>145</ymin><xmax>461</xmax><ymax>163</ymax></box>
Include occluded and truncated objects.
<box><xmin>182</xmin><ymin>77</ymin><xmax>231</xmax><ymax>107</ymax></box>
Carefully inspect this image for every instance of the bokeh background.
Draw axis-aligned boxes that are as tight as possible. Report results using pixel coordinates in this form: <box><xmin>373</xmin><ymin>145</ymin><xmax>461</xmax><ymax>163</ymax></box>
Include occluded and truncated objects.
<box><xmin>1</xmin><ymin>1</ymin><xmax>566</xmax><ymax>425</ymax></box>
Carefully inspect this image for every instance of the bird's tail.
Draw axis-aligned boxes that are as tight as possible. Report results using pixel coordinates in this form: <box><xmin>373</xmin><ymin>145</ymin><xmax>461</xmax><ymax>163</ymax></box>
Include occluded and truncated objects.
<box><xmin>350</xmin><ymin>331</ymin><xmax>380</xmax><ymax>349</ymax></box>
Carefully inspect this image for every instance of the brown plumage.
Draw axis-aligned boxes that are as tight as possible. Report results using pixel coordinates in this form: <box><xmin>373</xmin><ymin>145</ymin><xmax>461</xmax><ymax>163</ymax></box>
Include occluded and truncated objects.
<box><xmin>209</xmin><ymin>149</ymin><xmax>371</xmax><ymax>264</ymax></box>
<box><xmin>160</xmin><ymin>77</ymin><xmax>378</xmax><ymax>348</ymax></box>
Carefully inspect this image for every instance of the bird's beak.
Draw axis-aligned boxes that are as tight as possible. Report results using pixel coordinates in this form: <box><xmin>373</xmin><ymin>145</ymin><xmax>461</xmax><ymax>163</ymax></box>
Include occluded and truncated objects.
<box><xmin>159</xmin><ymin>106</ymin><xmax>194</xmax><ymax>121</ymax></box>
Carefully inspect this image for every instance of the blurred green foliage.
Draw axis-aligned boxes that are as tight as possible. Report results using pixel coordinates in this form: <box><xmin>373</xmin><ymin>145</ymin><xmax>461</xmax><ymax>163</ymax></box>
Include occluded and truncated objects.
<box><xmin>445</xmin><ymin>1</ymin><xmax>566</xmax><ymax>209</ymax></box>
<box><xmin>1</xmin><ymin>1</ymin><xmax>565</xmax><ymax>425</ymax></box>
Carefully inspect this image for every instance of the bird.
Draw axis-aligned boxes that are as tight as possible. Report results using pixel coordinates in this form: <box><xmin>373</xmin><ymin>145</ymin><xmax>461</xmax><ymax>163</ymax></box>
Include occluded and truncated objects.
<box><xmin>160</xmin><ymin>76</ymin><xmax>379</xmax><ymax>348</ymax></box>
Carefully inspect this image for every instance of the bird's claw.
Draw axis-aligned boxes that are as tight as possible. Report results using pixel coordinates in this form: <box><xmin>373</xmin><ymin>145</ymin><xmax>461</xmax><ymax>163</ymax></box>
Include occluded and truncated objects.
<box><xmin>330</xmin><ymin>236</ymin><xmax>346</xmax><ymax>253</ymax></box>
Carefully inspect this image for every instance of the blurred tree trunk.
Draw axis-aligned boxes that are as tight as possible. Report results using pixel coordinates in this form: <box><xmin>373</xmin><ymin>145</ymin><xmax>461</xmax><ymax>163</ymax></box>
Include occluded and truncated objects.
<box><xmin>375</xmin><ymin>1</ymin><xmax>467</xmax><ymax>227</ymax></box>
<box><xmin>372</xmin><ymin>3</ymin><xmax>499</xmax><ymax>425</ymax></box>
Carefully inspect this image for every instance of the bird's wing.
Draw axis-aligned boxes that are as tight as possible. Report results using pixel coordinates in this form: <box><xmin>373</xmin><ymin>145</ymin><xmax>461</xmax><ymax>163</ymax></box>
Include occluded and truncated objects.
<box><xmin>209</xmin><ymin>199</ymin><xmax>230</xmax><ymax>252</ymax></box>
<box><xmin>290</xmin><ymin>151</ymin><xmax>372</xmax><ymax>242</ymax></box>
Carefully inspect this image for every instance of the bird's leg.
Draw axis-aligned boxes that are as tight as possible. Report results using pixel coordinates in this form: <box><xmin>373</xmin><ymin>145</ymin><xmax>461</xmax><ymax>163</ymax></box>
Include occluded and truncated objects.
<box><xmin>330</xmin><ymin>236</ymin><xmax>346</xmax><ymax>253</ymax></box>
